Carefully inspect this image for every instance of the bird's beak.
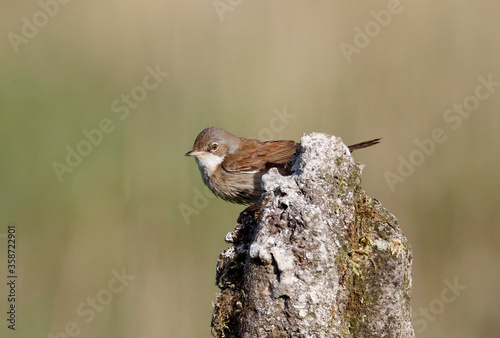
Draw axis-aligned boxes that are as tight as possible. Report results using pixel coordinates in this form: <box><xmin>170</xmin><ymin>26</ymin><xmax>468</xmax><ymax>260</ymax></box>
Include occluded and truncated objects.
<box><xmin>185</xmin><ymin>150</ymin><xmax>205</xmax><ymax>157</ymax></box>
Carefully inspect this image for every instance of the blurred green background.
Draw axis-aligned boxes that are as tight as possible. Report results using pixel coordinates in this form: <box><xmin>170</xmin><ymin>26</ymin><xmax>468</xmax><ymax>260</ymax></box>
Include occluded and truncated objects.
<box><xmin>1</xmin><ymin>1</ymin><xmax>499</xmax><ymax>337</ymax></box>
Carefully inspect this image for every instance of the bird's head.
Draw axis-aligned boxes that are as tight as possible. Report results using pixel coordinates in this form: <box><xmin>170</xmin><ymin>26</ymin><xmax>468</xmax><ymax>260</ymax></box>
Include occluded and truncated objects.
<box><xmin>185</xmin><ymin>127</ymin><xmax>240</xmax><ymax>177</ymax></box>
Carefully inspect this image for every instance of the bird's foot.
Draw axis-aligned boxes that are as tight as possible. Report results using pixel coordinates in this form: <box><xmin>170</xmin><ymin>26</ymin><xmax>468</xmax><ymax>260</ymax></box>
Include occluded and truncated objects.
<box><xmin>237</xmin><ymin>203</ymin><xmax>260</xmax><ymax>224</ymax></box>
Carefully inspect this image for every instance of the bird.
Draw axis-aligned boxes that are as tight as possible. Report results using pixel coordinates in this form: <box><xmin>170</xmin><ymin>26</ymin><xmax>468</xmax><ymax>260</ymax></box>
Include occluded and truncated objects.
<box><xmin>185</xmin><ymin>127</ymin><xmax>380</xmax><ymax>205</ymax></box>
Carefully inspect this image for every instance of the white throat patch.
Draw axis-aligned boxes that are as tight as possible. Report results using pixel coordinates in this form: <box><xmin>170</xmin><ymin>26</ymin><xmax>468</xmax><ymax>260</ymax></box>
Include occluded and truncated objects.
<box><xmin>195</xmin><ymin>153</ymin><xmax>224</xmax><ymax>177</ymax></box>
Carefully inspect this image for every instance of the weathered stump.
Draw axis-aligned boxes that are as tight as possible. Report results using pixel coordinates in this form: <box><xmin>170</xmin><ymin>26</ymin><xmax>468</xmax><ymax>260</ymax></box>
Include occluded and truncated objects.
<box><xmin>212</xmin><ymin>133</ymin><xmax>414</xmax><ymax>337</ymax></box>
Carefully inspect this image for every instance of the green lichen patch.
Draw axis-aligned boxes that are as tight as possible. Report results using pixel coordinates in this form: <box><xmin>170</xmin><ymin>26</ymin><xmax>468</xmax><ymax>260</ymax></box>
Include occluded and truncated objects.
<box><xmin>335</xmin><ymin>190</ymin><xmax>390</xmax><ymax>337</ymax></box>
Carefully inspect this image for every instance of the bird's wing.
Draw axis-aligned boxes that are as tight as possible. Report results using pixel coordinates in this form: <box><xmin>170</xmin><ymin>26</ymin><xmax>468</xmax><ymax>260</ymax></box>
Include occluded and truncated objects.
<box><xmin>222</xmin><ymin>140</ymin><xmax>298</xmax><ymax>174</ymax></box>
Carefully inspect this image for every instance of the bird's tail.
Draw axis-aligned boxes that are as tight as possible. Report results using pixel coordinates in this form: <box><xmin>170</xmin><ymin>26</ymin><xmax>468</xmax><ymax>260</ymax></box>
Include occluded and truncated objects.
<box><xmin>348</xmin><ymin>138</ymin><xmax>381</xmax><ymax>152</ymax></box>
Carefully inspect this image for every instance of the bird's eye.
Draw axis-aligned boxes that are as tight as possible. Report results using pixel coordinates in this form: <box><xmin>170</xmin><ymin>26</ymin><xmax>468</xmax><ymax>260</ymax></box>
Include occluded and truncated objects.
<box><xmin>210</xmin><ymin>143</ymin><xmax>219</xmax><ymax>151</ymax></box>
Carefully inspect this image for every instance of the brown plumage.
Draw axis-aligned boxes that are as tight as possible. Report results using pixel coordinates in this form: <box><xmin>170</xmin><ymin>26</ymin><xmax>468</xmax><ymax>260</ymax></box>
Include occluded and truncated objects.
<box><xmin>186</xmin><ymin>127</ymin><xmax>380</xmax><ymax>205</ymax></box>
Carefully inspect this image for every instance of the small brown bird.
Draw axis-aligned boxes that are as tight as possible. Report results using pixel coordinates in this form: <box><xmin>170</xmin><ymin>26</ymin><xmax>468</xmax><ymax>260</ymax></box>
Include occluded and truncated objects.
<box><xmin>185</xmin><ymin>127</ymin><xmax>380</xmax><ymax>205</ymax></box>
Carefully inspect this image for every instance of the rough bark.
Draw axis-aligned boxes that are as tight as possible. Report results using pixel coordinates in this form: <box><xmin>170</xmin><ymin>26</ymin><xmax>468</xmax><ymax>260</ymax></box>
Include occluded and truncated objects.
<box><xmin>211</xmin><ymin>133</ymin><xmax>414</xmax><ymax>338</ymax></box>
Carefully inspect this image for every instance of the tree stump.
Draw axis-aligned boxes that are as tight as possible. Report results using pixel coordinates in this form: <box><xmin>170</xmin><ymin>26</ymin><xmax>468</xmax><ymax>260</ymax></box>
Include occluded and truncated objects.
<box><xmin>211</xmin><ymin>133</ymin><xmax>414</xmax><ymax>337</ymax></box>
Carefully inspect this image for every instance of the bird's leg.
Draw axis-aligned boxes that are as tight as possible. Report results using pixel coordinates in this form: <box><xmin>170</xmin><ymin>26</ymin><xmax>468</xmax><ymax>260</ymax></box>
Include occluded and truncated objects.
<box><xmin>237</xmin><ymin>203</ymin><xmax>261</xmax><ymax>224</ymax></box>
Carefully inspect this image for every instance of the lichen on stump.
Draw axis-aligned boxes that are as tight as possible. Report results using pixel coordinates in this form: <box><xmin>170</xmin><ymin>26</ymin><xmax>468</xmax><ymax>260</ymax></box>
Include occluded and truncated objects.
<box><xmin>211</xmin><ymin>133</ymin><xmax>414</xmax><ymax>338</ymax></box>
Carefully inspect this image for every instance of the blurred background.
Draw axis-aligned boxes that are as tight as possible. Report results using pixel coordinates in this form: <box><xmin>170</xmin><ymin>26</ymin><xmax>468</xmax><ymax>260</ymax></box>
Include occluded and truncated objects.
<box><xmin>1</xmin><ymin>1</ymin><xmax>499</xmax><ymax>337</ymax></box>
